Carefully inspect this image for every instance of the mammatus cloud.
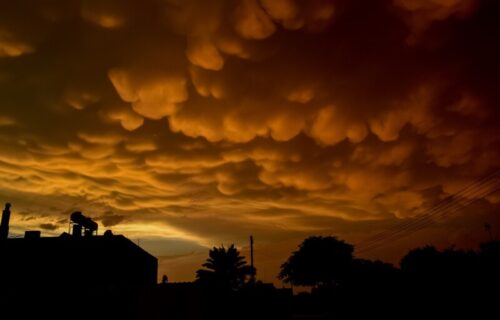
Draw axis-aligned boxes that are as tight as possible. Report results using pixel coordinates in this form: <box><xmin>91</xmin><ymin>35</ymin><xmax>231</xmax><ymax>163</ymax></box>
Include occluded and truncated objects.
<box><xmin>40</xmin><ymin>223</ymin><xmax>58</xmax><ymax>231</ymax></box>
<box><xmin>0</xmin><ymin>29</ymin><xmax>34</xmax><ymax>57</ymax></box>
<box><xmin>81</xmin><ymin>0</ymin><xmax>128</xmax><ymax>29</ymax></box>
<box><xmin>394</xmin><ymin>0</ymin><xmax>478</xmax><ymax>43</ymax></box>
<box><xmin>97</xmin><ymin>211</ymin><xmax>126</xmax><ymax>227</ymax></box>
<box><xmin>0</xmin><ymin>0</ymin><xmax>499</xmax><ymax>283</ymax></box>
<box><xmin>108</xmin><ymin>68</ymin><xmax>188</xmax><ymax>120</ymax></box>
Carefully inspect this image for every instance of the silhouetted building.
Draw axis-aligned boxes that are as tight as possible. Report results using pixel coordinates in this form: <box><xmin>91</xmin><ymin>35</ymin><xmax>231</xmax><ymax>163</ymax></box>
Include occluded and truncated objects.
<box><xmin>0</xmin><ymin>232</ymin><xmax>157</xmax><ymax>289</ymax></box>
<box><xmin>0</xmin><ymin>206</ymin><xmax>157</xmax><ymax>319</ymax></box>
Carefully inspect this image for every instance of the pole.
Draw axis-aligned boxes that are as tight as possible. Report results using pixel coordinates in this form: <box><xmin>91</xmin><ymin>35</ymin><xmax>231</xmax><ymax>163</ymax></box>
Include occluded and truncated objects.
<box><xmin>0</xmin><ymin>203</ymin><xmax>11</xmax><ymax>240</ymax></box>
<box><xmin>250</xmin><ymin>235</ymin><xmax>255</xmax><ymax>281</ymax></box>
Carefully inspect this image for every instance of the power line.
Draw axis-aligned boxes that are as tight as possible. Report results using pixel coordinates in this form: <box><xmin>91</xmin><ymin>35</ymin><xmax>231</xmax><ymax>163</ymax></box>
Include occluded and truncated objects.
<box><xmin>356</xmin><ymin>177</ymin><xmax>500</xmax><ymax>253</ymax></box>
<box><xmin>356</xmin><ymin>182</ymin><xmax>500</xmax><ymax>254</ymax></box>
<box><xmin>362</xmin><ymin>169</ymin><xmax>500</xmax><ymax>242</ymax></box>
<box><xmin>357</xmin><ymin>173</ymin><xmax>500</xmax><ymax>249</ymax></box>
<box><xmin>355</xmin><ymin>169</ymin><xmax>500</xmax><ymax>254</ymax></box>
<box><xmin>356</xmin><ymin>184</ymin><xmax>500</xmax><ymax>254</ymax></box>
<box><xmin>359</xmin><ymin>169</ymin><xmax>500</xmax><ymax>245</ymax></box>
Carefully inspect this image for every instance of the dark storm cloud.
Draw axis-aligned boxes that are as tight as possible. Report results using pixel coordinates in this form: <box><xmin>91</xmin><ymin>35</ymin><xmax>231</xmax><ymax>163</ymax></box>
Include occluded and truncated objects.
<box><xmin>0</xmin><ymin>0</ymin><xmax>499</xmax><ymax>282</ymax></box>
<box><xmin>98</xmin><ymin>211</ymin><xmax>125</xmax><ymax>227</ymax></box>
<box><xmin>40</xmin><ymin>223</ymin><xmax>58</xmax><ymax>231</ymax></box>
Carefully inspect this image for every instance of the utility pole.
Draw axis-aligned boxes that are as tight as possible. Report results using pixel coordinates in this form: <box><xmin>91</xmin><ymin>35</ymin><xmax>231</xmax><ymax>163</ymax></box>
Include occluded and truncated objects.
<box><xmin>250</xmin><ymin>235</ymin><xmax>256</xmax><ymax>282</ymax></box>
<box><xmin>485</xmin><ymin>222</ymin><xmax>493</xmax><ymax>241</ymax></box>
<box><xmin>0</xmin><ymin>203</ymin><xmax>11</xmax><ymax>240</ymax></box>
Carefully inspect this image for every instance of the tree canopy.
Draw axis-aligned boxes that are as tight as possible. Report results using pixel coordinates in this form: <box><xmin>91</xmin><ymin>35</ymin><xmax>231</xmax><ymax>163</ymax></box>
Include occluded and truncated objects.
<box><xmin>278</xmin><ymin>236</ymin><xmax>354</xmax><ymax>287</ymax></box>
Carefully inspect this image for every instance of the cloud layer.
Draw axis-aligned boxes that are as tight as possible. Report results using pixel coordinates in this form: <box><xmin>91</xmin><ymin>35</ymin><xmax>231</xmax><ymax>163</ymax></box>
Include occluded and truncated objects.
<box><xmin>0</xmin><ymin>0</ymin><xmax>499</xmax><ymax>283</ymax></box>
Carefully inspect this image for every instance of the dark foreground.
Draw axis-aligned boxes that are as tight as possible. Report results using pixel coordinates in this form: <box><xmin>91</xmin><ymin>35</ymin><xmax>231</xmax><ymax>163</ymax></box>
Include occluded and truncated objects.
<box><xmin>2</xmin><ymin>241</ymin><xmax>500</xmax><ymax>320</ymax></box>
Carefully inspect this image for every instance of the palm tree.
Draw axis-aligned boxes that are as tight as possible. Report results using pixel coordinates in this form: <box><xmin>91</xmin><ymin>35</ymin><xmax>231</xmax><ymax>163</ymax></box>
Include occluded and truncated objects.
<box><xmin>196</xmin><ymin>244</ymin><xmax>254</xmax><ymax>291</ymax></box>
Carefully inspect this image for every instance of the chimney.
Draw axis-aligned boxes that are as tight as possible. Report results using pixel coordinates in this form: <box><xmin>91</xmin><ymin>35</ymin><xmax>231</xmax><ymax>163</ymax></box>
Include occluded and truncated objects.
<box><xmin>0</xmin><ymin>203</ymin><xmax>11</xmax><ymax>240</ymax></box>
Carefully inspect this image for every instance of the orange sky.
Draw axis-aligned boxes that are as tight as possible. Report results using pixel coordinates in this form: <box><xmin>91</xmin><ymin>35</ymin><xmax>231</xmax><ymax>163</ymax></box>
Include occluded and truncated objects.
<box><xmin>0</xmin><ymin>0</ymin><xmax>499</xmax><ymax>285</ymax></box>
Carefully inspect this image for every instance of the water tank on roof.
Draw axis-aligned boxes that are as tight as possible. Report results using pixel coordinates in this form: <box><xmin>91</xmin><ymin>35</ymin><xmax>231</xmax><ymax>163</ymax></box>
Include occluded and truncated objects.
<box><xmin>70</xmin><ymin>211</ymin><xmax>98</xmax><ymax>236</ymax></box>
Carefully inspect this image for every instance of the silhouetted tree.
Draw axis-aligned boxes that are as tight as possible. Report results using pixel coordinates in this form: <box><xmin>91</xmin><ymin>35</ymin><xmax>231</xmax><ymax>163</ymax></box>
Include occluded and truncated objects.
<box><xmin>400</xmin><ymin>245</ymin><xmax>441</xmax><ymax>276</ymax></box>
<box><xmin>399</xmin><ymin>245</ymin><xmax>486</xmax><ymax>318</ymax></box>
<box><xmin>161</xmin><ymin>274</ymin><xmax>168</xmax><ymax>284</ymax></box>
<box><xmin>479</xmin><ymin>240</ymin><xmax>500</xmax><ymax>267</ymax></box>
<box><xmin>478</xmin><ymin>241</ymin><xmax>500</xmax><ymax>290</ymax></box>
<box><xmin>400</xmin><ymin>245</ymin><xmax>477</xmax><ymax>286</ymax></box>
<box><xmin>278</xmin><ymin>236</ymin><xmax>353</xmax><ymax>287</ymax></box>
<box><xmin>196</xmin><ymin>244</ymin><xmax>254</xmax><ymax>292</ymax></box>
<box><xmin>349</xmin><ymin>258</ymin><xmax>399</xmax><ymax>287</ymax></box>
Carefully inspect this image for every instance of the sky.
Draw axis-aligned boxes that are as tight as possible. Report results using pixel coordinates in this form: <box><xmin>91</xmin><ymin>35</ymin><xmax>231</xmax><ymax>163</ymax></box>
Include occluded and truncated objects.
<box><xmin>0</xmin><ymin>0</ymin><xmax>499</xmax><ymax>285</ymax></box>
